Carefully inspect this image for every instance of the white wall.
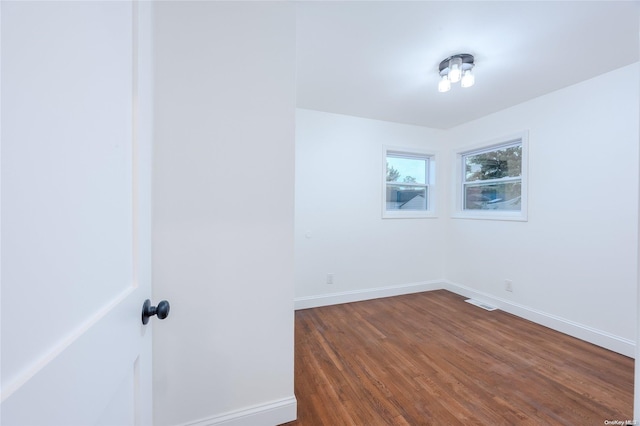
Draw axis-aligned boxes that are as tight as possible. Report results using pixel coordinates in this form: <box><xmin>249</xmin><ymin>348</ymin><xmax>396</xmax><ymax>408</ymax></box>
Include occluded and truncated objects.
<box><xmin>295</xmin><ymin>109</ymin><xmax>447</xmax><ymax>307</ymax></box>
<box><xmin>152</xmin><ymin>3</ymin><xmax>296</xmax><ymax>425</ymax></box>
<box><xmin>636</xmin><ymin>18</ymin><xmax>640</xmax><ymax>418</ymax></box>
<box><xmin>445</xmin><ymin>63</ymin><xmax>639</xmax><ymax>354</ymax></box>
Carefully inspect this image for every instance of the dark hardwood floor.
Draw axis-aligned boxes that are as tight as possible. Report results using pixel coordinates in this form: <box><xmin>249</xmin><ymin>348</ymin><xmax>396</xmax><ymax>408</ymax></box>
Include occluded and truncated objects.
<box><xmin>284</xmin><ymin>290</ymin><xmax>633</xmax><ymax>425</ymax></box>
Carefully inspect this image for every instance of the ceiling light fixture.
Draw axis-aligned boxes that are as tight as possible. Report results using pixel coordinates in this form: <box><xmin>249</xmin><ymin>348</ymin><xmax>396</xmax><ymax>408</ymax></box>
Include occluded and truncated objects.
<box><xmin>438</xmin><ymin>54</ymin><xmax>475</xmax><ymax>92</ymax></box>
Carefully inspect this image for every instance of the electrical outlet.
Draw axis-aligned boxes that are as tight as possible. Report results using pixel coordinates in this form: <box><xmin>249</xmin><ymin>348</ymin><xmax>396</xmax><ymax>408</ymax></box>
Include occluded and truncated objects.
<box><xmin>505</xmin><ymin>279</ymin><xmax>513</xmax><ymax>292</ymax></box>
<box><xmin>327</xmin><ymin>273</ymin><xmax>334</xmax><ymax>285</ymax></box>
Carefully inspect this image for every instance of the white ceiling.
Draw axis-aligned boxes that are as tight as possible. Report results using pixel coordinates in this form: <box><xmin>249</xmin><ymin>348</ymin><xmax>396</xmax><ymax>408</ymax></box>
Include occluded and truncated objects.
<box><xmin>296</xmin><ymin>1</ymin><xmax>639</xmax><ymax>129</ymax></box>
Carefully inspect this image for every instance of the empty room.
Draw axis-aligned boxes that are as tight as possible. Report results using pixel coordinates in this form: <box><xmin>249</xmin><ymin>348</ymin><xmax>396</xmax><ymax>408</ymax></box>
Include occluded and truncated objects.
<box><xmin>291</xmin><ymin>2</ymin><xmax>639</xmax><ymax>424</ymax></box>
<box><xmin>2</xmin><ymin>1</ymin><xmax>639</xmax><ymax>425</ymax></box>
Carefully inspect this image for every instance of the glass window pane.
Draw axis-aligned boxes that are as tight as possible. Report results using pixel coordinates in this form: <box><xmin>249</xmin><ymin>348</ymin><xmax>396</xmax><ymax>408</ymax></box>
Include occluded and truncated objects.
<box><xmin>386</xmin><ymin>185</ymin><xmax>427</xmax><ymax>211</ymax></box>
<box><xmin>465</xmin><ymin>144</ymin><xmax>522</xmax><ymax>182</ymax></box>
<box><xmin>386</xmin><ymin>156</ymin><xmax>426</xmax><ymax>184</ymax></box>
<box><xmin>464</xmin><ymin>182</ymin><xmax>521</xmax><ymax>210</ymax></box>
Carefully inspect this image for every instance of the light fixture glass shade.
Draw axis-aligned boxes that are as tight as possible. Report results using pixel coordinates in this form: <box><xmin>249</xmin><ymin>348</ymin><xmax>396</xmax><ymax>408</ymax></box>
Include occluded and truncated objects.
<box><xmin>437</xmin><ymin>54</ymin><xmax>475</xmax><ymax>93</ymax></box>
<box><xmin>461</xmin><ymin>69</ymin><xmax>475</xmax><ymax>88</ymax></box>
<box><xmin>448</xmin><ymin>57</ymin><xmax>462</xmax><ymax>83</ymax></box>
<box><xmin>438</xmin><ymin>75</ymin><xmax>451</xmax><ymax>92</ymax></box>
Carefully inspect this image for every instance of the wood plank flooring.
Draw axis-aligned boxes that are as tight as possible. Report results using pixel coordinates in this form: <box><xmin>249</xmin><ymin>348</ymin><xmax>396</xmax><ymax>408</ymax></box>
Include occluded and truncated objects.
<box><xmin>283</xmin><ymin>290</ymin><xmax>633</xmax><ymax>425</ymax></box>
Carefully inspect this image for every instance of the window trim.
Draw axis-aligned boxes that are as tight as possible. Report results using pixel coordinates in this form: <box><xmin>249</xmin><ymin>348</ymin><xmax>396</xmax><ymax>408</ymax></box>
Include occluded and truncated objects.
<box><xmin>452</xmin><ymin>131</ymin><xmax>528</xmax><ymax>222</ymax></box>
<box><xmin>382</xmin><ymin>145</ymin><xmax>437</xmax><ymax>219</ymax></box>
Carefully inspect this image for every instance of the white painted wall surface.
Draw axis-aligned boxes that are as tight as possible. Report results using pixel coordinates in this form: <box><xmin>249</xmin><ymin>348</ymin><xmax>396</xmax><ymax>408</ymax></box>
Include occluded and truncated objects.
<box><xmin>635</xmin><ymin>16</ymin><xmax>640</xmax><ymax>419</ymax></box>
<box><xmin>295</xmin><ymin>109</ymin><xmax>447</xmax><ymax>307</ymax></box>
<box><xmin>152</xmin><ymin>3</ymin><xmax>296</xmax><ymax>425</ymax></box>
<box><xmin>445</xmin><ymin>63</ymin><xmax>639</xmax><ymax>345</ymax></box>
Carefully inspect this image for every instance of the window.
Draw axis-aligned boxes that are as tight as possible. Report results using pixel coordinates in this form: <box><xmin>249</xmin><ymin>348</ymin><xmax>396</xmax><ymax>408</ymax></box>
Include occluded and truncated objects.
<box><xmin>454</xmin><ymin>132</ymin><xmax>528</xmax><ymax>221</ymax></box>
<box><xmin>383</xmin><ymin>147</ymin><xmax>436</xmax><ymax>219</ymax></box>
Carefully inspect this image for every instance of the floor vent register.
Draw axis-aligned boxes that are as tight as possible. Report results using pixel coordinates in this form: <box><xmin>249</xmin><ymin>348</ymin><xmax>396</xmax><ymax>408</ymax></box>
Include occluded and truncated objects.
<box><xmin>464</xmin><ymin>299</ymin><xmax>498</xmax><ymax>311</ymax></box>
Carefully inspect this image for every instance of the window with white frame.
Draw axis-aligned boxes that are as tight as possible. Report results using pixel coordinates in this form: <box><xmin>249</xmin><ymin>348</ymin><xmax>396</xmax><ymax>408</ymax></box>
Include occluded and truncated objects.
<box><xmin>454</xmin><ymin>133</ymin><xmax>528</xmax><ymax>221</ymax></box>
<box><xmin>383</xmin><ymin>147</ymin><xmax>436</xmax><ymax>218</ymax></box>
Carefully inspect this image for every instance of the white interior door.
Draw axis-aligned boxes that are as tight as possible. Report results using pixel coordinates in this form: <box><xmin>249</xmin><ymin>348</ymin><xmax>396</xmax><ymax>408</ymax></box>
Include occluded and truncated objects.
<box><xmin>1</xmin><ymin>1</ymin><xmax>154</xmax><ymax>425</ymax></box>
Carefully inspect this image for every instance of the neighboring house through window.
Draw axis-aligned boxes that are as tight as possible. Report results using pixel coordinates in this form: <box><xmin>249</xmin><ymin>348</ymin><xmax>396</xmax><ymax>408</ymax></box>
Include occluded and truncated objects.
<box><xmin>383</xmin><ymin>146</ymin><xmax>436</xmax><ymax>219</ymax></box>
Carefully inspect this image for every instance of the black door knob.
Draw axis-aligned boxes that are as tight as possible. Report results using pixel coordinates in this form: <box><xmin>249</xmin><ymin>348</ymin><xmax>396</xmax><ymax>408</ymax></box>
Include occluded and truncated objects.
<box><xmin>142</xmin><ymin>299</ymin><xmax>170</xmax><ymax>325</ymax></box>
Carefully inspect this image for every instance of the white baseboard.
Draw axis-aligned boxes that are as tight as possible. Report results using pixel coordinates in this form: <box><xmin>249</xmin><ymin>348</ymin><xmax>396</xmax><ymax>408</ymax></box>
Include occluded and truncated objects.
<box><xmin>180</xmin><ymin>396</ymin><xmax>297</xmax><ymax>426</ymax></box>
<box><xmin>294</xmin><ymin>280</ymin><xmax>445</xmax><ymax>310</ymax></box>
<box><xmin>443</xmin><ymin>280</ymin><xmax>635</xmax><ymax>358</ymax></box>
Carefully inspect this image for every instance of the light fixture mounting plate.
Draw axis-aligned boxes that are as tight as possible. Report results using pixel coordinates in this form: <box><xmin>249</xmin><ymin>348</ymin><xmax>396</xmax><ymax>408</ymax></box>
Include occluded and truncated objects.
<box><xmin>439</xmin><ymin>53</ymin><xmax>475</xmax><ymax>75</ymax></box>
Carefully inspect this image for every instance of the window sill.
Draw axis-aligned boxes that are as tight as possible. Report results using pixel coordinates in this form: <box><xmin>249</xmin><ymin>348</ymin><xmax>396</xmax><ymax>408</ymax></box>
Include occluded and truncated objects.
<box><xmin>383</xmin><ymin>211</ymin><xmax>438</xmax><ymax>219</ymax></box>
<box><xmin>451</xmin><ymin>211</ymin><xmax>528</xmax><ymax>222</ymax></box>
